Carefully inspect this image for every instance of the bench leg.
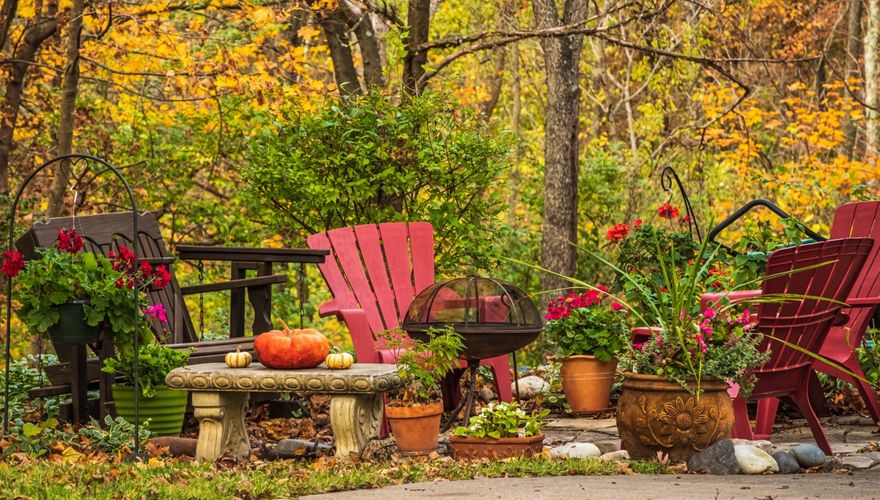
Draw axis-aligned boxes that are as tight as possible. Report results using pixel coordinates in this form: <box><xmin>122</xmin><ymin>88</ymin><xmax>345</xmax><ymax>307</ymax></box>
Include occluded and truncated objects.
<box><xmin>192</xmin><ymin>391</ymin><xmax>250</xmax><ymax>462</ymax></box>
<box><xmin>330</xmin><ymin>394</ymin><xmax>382</xmax><ymax>458</ymax></box>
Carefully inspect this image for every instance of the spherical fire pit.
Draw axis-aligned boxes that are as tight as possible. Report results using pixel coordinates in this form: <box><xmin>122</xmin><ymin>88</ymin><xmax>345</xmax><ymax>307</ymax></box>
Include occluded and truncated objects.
<box><xmin>401</xmin><ymin>276</ymin><xmax>543</xmax><ymax>429</ymax></box>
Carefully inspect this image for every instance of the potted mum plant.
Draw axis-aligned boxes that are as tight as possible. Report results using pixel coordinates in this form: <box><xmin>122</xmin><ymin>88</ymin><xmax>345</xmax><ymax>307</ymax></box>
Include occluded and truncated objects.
<box><xmin>450</xmin><ymin>402</ymin><xmax>548</xmax><ymax>459</ymax></box>
<box><xmin>544</xmin><ymin>289</ymin><xmax>630</xmax><ymax>413</ymax></box>
<box><xmin>381</xmin><ymin>325</ymin><xmax>464</xmax><ymax>455</ymax></box>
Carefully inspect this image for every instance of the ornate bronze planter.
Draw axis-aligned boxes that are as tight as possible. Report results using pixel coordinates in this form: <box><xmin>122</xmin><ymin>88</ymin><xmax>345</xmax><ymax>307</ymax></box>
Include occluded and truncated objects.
<box><xmin>616</xmin><ymin>373</ymin><xmax>733</xmax><ymax>462</ymax></box>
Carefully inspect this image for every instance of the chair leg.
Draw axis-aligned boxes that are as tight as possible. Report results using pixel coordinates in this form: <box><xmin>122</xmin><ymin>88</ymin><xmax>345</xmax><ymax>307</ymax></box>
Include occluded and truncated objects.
<box><xmin>789</xmin><ymin>389</ymin><xmax>833</xmax><ymax>455</ymax></box>
<box><xmin>731</xmin><ymin>396</ymin><xmax>755</xmax><ymax>440</ymax></box>
<box><xmin>854</xmin><ymin>375</ymin><xmax>880</xmax><ymax>424</ymax></box>
<box><xmin>441</xmin><ymin>369</ymin><xmax>465</xmax><ymax>412</ymax></box>
<box><xmin>753</xmin><ymin>398</ymin><xmax>780</xmax><ymax>440</ymax></box>
<box><xmin>486</xmin><ymin>355</ymin><xmax>512</xmax><ymax>402</ymax></box>
<box><xmin>807</xmin><ymin>371</ymin><xmax>830</xmax><ymax>417</ymax></box>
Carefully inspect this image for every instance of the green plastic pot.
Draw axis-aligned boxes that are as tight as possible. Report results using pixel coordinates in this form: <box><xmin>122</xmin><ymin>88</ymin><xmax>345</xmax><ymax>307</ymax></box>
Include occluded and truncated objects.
<box><xmin>112</xmin><ymin>384</ymin><xmax>188</xmax><ymax>436</ymax></box>
<box><xmin>46</xmin><ymin>300</ymin><xmax>100</xmax><ymax>345</ymax></box>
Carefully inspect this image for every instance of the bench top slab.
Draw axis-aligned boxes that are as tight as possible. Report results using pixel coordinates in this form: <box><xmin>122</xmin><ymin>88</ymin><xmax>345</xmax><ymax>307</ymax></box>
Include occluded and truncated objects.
<box><xmin>165</xmin><ymin>362</ymin><xmax>402</xmax><ymax>394</ymax></box>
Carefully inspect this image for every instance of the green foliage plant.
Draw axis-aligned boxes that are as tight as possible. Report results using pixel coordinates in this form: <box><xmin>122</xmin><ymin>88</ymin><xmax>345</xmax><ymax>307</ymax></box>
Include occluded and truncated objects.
<box><xmin>381</xmin><ymin>326</ymin><xmax>464</xmax><ymax>406</ymax></box>
<box><xmin>543</xmin><ymin>289</ymin><xmax>630</xmax><ymax>361</ymax></box>
<box><xmin>453</xmin><ymin>402</ymin><xmax>549</xmax><ymax>439</ymax></box>
<box><xmin>101</xmin><ymin>343</ymin><xmax>191</xmax><ymax>398</ymax></box>
<box><xmin>243</xmin><ymin>90</ymin><xmax>511</xmax><ymax>274</ymax></box>
<box><xmin>78</xmin><ymin>415</ymin><xmax>152</xmax><ymax>454</ymax></box>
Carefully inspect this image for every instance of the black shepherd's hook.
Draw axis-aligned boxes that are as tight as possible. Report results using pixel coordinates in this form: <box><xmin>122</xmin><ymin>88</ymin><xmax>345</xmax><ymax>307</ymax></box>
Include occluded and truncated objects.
<box><xmin>2</xmin><ymin>154</ymin><xmax>143</xmax><ymax>457</ymax></box>
<box><xmin>660</xmin><ymin>166</ymin><xmax>702</xmax><ymax>242</ymax></box>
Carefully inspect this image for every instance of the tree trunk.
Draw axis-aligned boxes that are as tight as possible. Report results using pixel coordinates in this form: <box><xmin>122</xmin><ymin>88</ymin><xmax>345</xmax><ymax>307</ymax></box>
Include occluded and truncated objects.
<box><xmin>508</xmin><ymin>42</ymin><xmax>521</xmax><ymax>227</ymax></box>
<box><xmin>0</xmin><ymin>0</ymin><xmax>18</xmax><ymax>52</ymax></box>
<box><xmin>0</xmin><ymin>18</ymin><xmax>58</xmax><ymax>196</ymax></box>
<box><xmin>533</xmin><ymin>0</ymin><xmax>587</xmax><ymax>296</ymax></box>
<box><xmin>402</xmin><ymin>0</ymin><xmax>430</xmax><ymax>95</ymax></box>
<box><xmin>845</xmin><ymin>0</ymin><xmax>864</xmax><ymax>158</ymax></box>
<box><xmin>340</xmin><ymin>0</ymin><xmax>384</xmax><ymax>88</ymax></box>
<box><xmin>865</xmin><ymin>0</ymin><xmax>879</xmax><ymax>159</ymax></box>
<box><xmin>48</xmin><ymin>0</ymin><xmax>85</xmax><ymax>217</ymax></box>
<box><xmin>317</xmin><ymin>6</ymin><xmax>362</xmax><ymax>96</ymax></box>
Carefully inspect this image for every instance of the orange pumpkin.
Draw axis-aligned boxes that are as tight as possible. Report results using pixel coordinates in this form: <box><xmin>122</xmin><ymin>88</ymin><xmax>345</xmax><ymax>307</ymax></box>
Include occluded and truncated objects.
<box><xmin>254</xmin><ymin>320</ymin><xmax>329</xmax><ymax>369</ymax></box>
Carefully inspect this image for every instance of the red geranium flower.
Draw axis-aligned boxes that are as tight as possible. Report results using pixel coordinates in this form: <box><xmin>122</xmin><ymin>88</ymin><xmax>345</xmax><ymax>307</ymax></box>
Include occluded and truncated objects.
<box><xmin>1</xmin><ymin>250</ymin><xmax>25</xmax><ymax>278</ymax></box>
<box><xmin>657</xmin><ymin>203</ymin><xmax>680</xmax><ymax>219</ymax></box>
<box><xmin>605</xmin><ymin>223</ymin><xmax>630</xmax><ymax>242</ymax></box>
<box><xmin>57</xmin><ymin>228</ymin><xmax>83</xmax><ymax>253</ymax></box>
<box><xmin>152</xmin><ymin>265</ymin><xmax>171</xmax><ymax>288</ymax></box>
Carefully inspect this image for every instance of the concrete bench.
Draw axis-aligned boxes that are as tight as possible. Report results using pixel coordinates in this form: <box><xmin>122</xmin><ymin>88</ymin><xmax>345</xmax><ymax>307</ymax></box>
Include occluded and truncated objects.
<box><xmin>165</xmin><ymin>362</ymin><xmax>402</xmax><ymax>461</ymax></box>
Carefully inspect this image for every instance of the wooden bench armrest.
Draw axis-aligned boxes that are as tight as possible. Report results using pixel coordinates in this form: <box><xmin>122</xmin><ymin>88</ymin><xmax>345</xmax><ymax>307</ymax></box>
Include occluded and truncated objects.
<box><xmin>180</xmin><ymin>274</ymin><xmax>286</xmax><ymax>295</ymax></box>
<box><xmin>176</xmin><ymin>245</ymin><xmax>328</xmax><ymax>264</ymax></box>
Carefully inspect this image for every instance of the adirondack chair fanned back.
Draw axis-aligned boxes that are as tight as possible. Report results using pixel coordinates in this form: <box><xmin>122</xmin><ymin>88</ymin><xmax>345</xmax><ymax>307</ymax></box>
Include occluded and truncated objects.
<box><xmin>732</xmin><ymin>237</ymin><xmax>873</xmax><ymax>454</ymax></box>
<box><xmin>306</xmin><ymin>222</ymin><xmax>435</xmax><ymax>363</ymax></box>
<box><xmin>753</xmin><ymin>238</ymin><xmax>873</xmax><ymax>384</ymax></box>
<box><xmin>17</xmin><ymin>212</ymin><xmax>197</xmax><ymax>343</ymax></box>
<box><xmin>816</xmin><ymin>202</ymin><xmax>880</xmax><ymax>419</ymax></box>
<box><xmin>308</xmin><ymin>222</ymin><xmax>515</xmax><ymax>408</ymax></box>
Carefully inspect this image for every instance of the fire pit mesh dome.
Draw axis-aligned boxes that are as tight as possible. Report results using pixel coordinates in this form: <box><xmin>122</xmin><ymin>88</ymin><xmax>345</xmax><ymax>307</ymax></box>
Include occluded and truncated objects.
<box><xmin>403</xmin><ymin>276</ymin><xmax>542</xmax><ymax>332</ymax></box>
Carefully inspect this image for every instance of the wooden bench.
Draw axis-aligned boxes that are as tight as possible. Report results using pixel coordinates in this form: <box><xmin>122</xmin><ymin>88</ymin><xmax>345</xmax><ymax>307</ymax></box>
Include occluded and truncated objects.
<box><xmin>165</xmin><ymin>363</ymin><xmax>402</xmax><ymax>461</ymax></box>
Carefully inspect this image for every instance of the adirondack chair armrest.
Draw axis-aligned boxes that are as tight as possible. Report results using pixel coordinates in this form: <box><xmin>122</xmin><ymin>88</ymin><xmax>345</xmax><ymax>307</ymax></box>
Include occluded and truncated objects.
<box><xmin>336</xmin><ymin>308</ymin><xmax>382</xmax><ymax>364</ymax></box>
<box><xmin>846</xmin><ymin>296</ymin><xmax>880</xmax><ymax>307</ymax></box>
<box><xmin>180</xmin><ymin>274</ymin><xmax>287</xmax><ymax>295</ymax></box>
<box><xmin>700</xmin><ymin>290</ymin><xmax>763</xmax><ymax>310</ymax></box>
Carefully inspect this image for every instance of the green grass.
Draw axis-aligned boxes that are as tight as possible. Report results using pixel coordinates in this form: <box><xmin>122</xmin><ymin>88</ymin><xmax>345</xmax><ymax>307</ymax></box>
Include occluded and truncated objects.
<box><xmin>0</xmin><ymin>456</ymin><xmax>648</xmax><ymax>498</ymax></box>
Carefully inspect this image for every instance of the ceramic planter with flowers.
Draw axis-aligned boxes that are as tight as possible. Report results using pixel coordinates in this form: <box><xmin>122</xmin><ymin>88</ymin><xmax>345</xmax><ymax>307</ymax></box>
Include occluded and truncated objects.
<box><xmin>450</xmin><ymin>402</ymin><xmax>548</xmax><ymax>460</ymax></box>
<box><xmin>381</xmin><ymin>325</ymin><xmax>463</xmax><ymax>455</ymax></box>
<box><xmin>544</xmin><ymin>289</ymin><xmax>630</xmax><ymax>413</ymax></box>
<box><xmin>3</xmin><ymin>228</ymin><xmax>171</xmax><ymax>347</ymax></box>
<box><xmin>601</xmin><ymin>205</ymin><xmax>769</xmax><ymax>461</ymax></box>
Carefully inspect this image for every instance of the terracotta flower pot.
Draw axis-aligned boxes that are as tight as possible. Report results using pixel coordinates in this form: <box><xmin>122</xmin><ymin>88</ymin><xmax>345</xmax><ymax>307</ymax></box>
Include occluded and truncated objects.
<box><xmin>616</xmin><ymin>373</ymin><xmax>734</xmax><ymax>462</ymax></box>
<box><xmin>385</xmin><ymin>402</ymin><xmax>443</xmax><ymax>454</ymax></box>
<box><xmin>449</xmin><ymin>434</ymin><xmax>544</xmax><ymax>460</ymax></box>
<box><xmin>559</xmin><ymin>355</ymin><xmax>618</xmax><ymax>413</ymax></box>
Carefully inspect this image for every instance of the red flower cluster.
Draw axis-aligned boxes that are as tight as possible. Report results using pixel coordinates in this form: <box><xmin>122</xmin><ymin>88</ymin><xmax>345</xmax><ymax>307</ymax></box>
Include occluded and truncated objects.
<box><xmin>57</xmin><ymin>228</ymin><xmax>83</xmax><ymax>253</ymax></box>
<box><xmin>109</xmin><ymin>246</ymin><xmax>136</xmax><ymax>272</ymax></box>
<box><xmin>153</xmin><ymin>265</ymin><xmax>171</xmax><ymax>288</ymax></box>
<box><xmin>110</xmin><ymin>245</ymin><xmax>171</xmax><ymax>289</ymax></box>
<box><xmin>545</xmin><ymin>290</ymin><xmax>603</xmax><ymax>321</ymax></box>
<box><xmin>605</xmin><ymin>223</ymin><xmax>630</xmax><ymax>242</ymax></box>
<box><xmin>1</xmin><ymin>249</ymin><xmax>24</xmax><ymax>278</ymax></box>
<box><xmin>657</xmin><ymin>203</ymin><xmax>680</xmax><ymax>219</ymax></box>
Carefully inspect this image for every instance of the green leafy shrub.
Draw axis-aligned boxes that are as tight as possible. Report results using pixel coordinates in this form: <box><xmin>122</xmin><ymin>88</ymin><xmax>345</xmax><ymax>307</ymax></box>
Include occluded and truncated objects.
<box><xmin>0</xmin><ymin>354</ymin><xmax>61</xmax><ymax>421</ymax></box>
<box><xmin>453</xmin><ymin>402</ymin><xmax>549</xmax><ymax>439</ymax></box>
<box><xmin>102</xmin><ymin>343</ymin><xmax>191</xmax><ymax>398</ymax></box>
<box><xmin>243</xmin><ymin>91</ymin><xmax>511</xmax><ymax>274</ymax></box>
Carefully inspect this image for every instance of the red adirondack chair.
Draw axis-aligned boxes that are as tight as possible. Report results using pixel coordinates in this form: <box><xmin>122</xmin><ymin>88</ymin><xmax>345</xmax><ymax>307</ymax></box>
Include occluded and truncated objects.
<box><xmin>306</xmin><ymin>222</ymin><xmax>513</xmax><ymax>407</ymax></box>
<box><xmin>703</xmin><ymin>237</ymin><xmax>873</xmax><ymax>454</ymax></box>
<box><xmin>753</xmin><ymin>202</ymin><xmax>880</xmax><ymax>431</ymax></box>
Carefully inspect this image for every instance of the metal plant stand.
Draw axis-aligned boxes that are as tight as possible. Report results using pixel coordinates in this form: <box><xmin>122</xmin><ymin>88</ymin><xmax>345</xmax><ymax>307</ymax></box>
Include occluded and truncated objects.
<box><xmin>1</xmin><ymin>154</ymin><xmax>144</xmax><ymax>456</ymax></box>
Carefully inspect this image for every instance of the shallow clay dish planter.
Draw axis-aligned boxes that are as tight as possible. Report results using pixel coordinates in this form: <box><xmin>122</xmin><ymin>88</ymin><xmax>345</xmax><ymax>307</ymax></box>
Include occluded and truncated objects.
<box><xmin>560</xmin><ymin>355</ymin><xmax>618</xmax><ymax>413</ymax></box>
<box><xmin>385</xmin><ymin>402</ymin><xmax>443</xmax><ymax>454</ymax></box>
<box><xmin>616</xmin><ymin>373</ymin><xmax>733</xmax><ymax>462</ymax></box>
<box><xmin>449</xmin><ymin>434</ymin><xmax>545</xmax><ymax>460</ymax></box>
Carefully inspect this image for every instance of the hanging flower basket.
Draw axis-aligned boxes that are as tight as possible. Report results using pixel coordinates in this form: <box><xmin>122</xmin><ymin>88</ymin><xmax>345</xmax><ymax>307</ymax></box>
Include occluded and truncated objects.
<box><xmin>45</xmin><ymin>300</ymin><xmax>100</xmax><ymax>345</ymax></box>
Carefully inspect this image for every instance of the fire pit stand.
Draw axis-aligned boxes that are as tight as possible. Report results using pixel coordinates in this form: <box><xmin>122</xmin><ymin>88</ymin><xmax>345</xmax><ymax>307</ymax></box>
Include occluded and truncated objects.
<box><xmin>402</xmin><ymin>276</ymin><xmax>543</xmax><ymax>431</ymax></box>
